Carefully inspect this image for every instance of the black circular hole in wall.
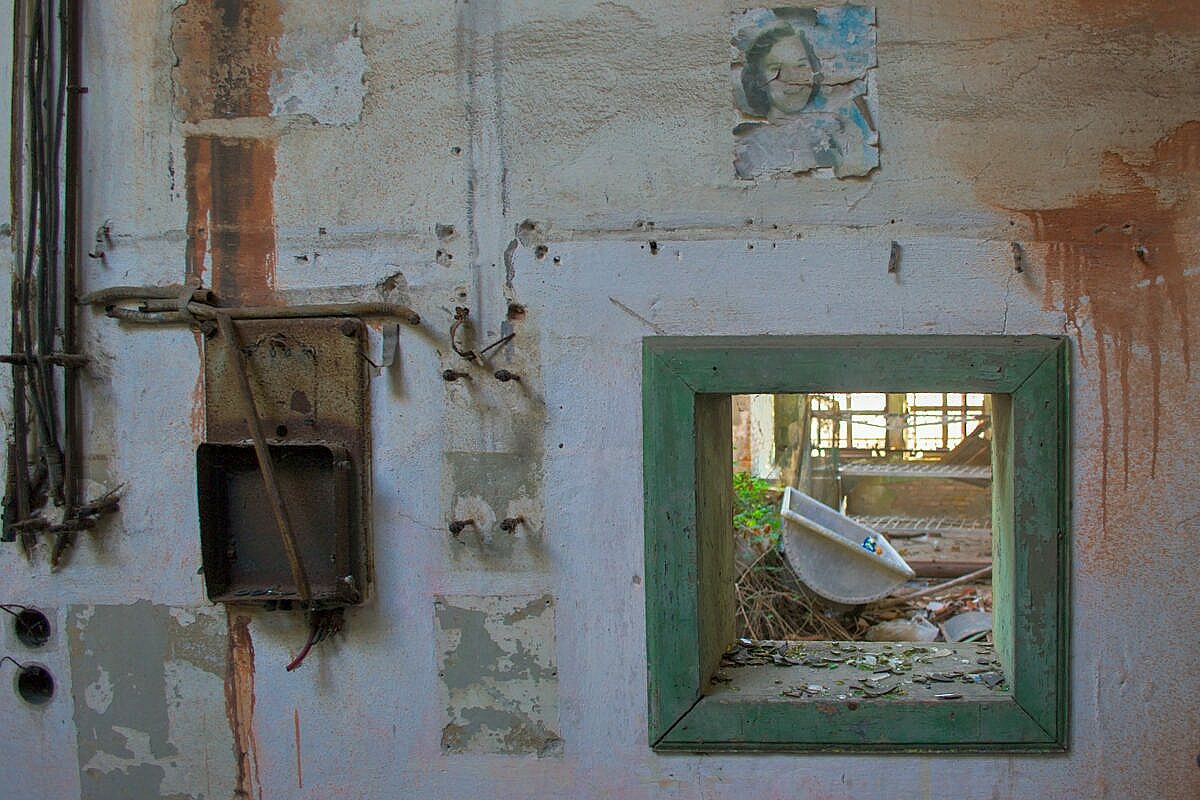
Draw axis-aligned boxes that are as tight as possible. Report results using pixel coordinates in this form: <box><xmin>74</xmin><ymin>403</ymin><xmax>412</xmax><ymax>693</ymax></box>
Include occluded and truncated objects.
<box><xmin>276</xmin><ymin>425</ymin><xmax>288</xmax><ymax>438</ymax></box>
<box><xmin>14</xmin><ymin>609</ymin><xmax>50</xmax><ymax>648</ymax></box>
<box><xmin>15</xmin><ymin>664</ymin><xmax>54</xmax><ymax>706</ymax></box>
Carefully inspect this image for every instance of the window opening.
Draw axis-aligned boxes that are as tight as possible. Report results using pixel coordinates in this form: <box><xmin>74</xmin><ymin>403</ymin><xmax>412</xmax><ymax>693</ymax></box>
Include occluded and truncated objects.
<box><xmin>644</xmin><ymin>336</ymin><xmax>1068</xmax><ymax>752</ymax></box>
<box><xmin>730</xmin><ymin>392</ymin><xmax>998</xmax><ymax>696</ymax></box>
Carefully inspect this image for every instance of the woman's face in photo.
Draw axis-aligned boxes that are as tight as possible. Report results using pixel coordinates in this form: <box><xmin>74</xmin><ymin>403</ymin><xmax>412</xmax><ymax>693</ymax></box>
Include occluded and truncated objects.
<box><xmin>763</xmin><ymin>35</ymin><xmax>814</xmax><ymax>114</ymax></box>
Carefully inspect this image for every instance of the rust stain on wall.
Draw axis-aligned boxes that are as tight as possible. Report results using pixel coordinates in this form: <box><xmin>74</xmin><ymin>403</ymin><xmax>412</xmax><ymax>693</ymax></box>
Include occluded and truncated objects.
<box><xmin>293</xmin><ymin>708</ymin><xmax>303</xmax><ymax>789</ymax></box>
<box><xmin>171</xmin><ymin>0</ymin><xmax>284</xmax><ymax>122</ymax></box>
<box><xmin>1011</xmin><ymin>121</ymin><xmax>1199</xmax><ymax>537</ymax></box>
<box><xmin>191</xmin><ymin>331</ymin><xmax>206</xmax><ymax>444</ymax></box>
<box><xmin>1054</xmin><ymin>0</ymin><xmax>1200</xmax><ymax>35</ymax></box>
<box><xmin>175</xmin><ymin>0</ymin><xmax>280</xmax><ymax>306</ymax></box>
<box><xmin>186</xmin><ymin>136</ymin><xmax>278</xmax><ymax>306</ymax></box>
<box><xmin>225</xmin><ymin>613</ymin><xmax>263</xmax><ymax>800</ymax></box>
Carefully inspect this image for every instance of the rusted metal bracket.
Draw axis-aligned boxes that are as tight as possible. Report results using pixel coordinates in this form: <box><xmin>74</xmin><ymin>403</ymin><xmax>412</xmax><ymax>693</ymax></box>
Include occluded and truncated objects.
<box><xmin>75</xmin><ymin>282</ymin><xmax>381</xmax><ymax>679</ymax></box>
<box><xmin>216</xmin><ymin>313</ymin><xmax>312</xmax><ymax>602</ymax></box>
<box><xmin>450</xmin><ymin>306</ymin><xmax>478</xmax><ymax>361</ymax></box>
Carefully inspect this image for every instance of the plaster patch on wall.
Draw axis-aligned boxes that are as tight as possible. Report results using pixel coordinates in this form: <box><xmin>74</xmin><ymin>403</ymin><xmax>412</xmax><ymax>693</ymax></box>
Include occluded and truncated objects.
<box><xmin>732</xmin><ymin>6</ymin><xmax>878</xmax><ymax>179</ymax></box>
<box><xmin>269</xmin><ymin>28</ymin><xmax>368</xmax><ymax>125</ymax></box>
<box><xmin>443</xmin><ymin>452</ymin><xmax>547</xmax><ymax>568</ymax></box>
<box><xmin>68</xmin><ymin>603</ymin><xmax>233</xmax><ymax>800</ymax></box>
<box><xmin>435</xmin><ymin>595</ymin><xmax>562</xmax><ymax>756</ymax></box>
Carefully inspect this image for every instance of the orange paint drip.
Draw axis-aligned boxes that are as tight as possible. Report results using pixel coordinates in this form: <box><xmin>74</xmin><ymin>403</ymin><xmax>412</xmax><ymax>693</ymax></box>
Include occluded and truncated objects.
<box><xmin>190</xmin><ymin>330</ymin><xmax>206</xmax><ymax>445</ymax></box>
<box><xmin>225</xmin><ymin>614</ymin><xmax>263</xmax><ymax>800</ymax></box>
<box><xmin>1013</xmin><ymin>121</ymin><xmax>1200</xmax><ymax>537</ymax></box>
<box><xmin>294</xmin><ymin>708</ymin><xmax>303</xmax><ymax>789</ymax></box>
<box><xmin>175</xmin><ymin>0</ymin><xmax>282</xmax><ymax>307</ymax></box>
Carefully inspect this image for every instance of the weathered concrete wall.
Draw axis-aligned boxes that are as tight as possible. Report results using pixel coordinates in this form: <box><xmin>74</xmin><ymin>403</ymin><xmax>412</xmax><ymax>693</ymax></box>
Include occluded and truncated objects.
<box><xmin>1</xmin><ymin>1</ymin><xmax>1197</xmax><ymax>798</ymax></box>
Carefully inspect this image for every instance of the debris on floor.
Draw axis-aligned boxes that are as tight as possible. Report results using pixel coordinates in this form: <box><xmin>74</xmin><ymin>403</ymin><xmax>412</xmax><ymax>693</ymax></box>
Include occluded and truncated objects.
<box><xmin>711</xmin><ymin>640</ymin><xmax>1009</xmax><ymax>701</ymax></box>
<box><xmin>864</xmin><ymin>617</ymin><xmax>938</xmax><ymax>642</ymax></box>
<box><xmin>942</xmin><ymin>610</ymin><xmax>993</xmax><ymax>642</ymax></box>
<box><xmin>734</xmin><ymin>546</ymin><xmax>993</xmax><ymax>643</ymax></box>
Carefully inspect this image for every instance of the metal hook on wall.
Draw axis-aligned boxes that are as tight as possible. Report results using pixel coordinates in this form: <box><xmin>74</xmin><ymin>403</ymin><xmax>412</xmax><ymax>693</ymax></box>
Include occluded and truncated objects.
<box><xmin>450</xmin><ymin>307</ymin><xmax>478</xmax><ymax>362</ymax></box>
<box><xmin>450</xmin><ymin>308</ymin><xmax>517</xmax><ymax>366</ymax></box>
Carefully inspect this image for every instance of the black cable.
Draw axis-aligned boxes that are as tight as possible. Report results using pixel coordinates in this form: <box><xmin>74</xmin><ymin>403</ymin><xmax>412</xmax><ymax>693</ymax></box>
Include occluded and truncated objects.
<box><xmin>6</xmin><ymin>1</ymin><xmax>80</xmax><ymax>540</ymax></box>
<box><xmin>21</xmin><ymin>2</ymin><xmax>64</xmax><ymax>502</ymax></box>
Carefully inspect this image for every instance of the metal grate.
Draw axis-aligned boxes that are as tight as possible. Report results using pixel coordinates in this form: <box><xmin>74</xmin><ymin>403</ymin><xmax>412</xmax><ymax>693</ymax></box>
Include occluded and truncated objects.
<box><xmin>838</xmin><ymin>462</ymin><xmax>992</xmax><ymax>481</ymax></box>
<box><xmin>851</xmin><ymin>515</ymin><xmax>992</xmax><ymax>538</ymax></box>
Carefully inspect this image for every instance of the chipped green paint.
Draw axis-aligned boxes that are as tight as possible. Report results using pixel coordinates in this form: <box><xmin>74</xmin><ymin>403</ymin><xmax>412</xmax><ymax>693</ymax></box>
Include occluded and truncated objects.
<box><xmin>68</xmin><ymin>603</ymin><xmax>234</xmax><ymax>800</ymax></box>
<box><xmin>642</xmin><ymin>336</ymin><xmax>1070</xmax><ymax>752</ymax></box>
<box><xmin>434</xmin><ymin>594</ymin><xmax>562</xmax><ymax>756</ymax></box>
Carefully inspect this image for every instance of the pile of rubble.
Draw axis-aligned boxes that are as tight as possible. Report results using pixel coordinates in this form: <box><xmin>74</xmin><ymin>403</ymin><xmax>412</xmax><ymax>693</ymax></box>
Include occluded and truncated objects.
<box><xmin>735</xmin><ymin>548</ymin><xmax>993</xmax><ymax>643</ymax></box>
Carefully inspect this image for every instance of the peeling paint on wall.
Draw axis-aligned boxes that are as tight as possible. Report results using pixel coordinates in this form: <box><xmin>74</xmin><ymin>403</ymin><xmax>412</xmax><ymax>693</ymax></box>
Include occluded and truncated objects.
<box><xmin>435</xmin><ymin>595</ymin><xmax>562</xmax><ymax>756</ymax></box>
<box><xmin>0</xmin><ymin>2</ymin><xmax>1193</xmax><ymax>798</ymax></box>
<box><xmin>269</xmin><ymin>28</ymin><xmax>367</xmax><ymax>125</ymax></box>
<box><xmin>68</xmin><ymin>603</ymin><xmax>234</xmax><ymax>800</ymax></box>
<box><xmin>443</xmin><ymin>452</ymin><xmax>545</xmax><ymax>566</ymax></box>
<box><xmin>732</xmin><ymin>5</ymin><xmax>878</xmax><ymax>179</ymax></box>
<box><xmin>171</xmin><ymin>0</ymin><xmax>284</xmax><ymax>123</ymax></box>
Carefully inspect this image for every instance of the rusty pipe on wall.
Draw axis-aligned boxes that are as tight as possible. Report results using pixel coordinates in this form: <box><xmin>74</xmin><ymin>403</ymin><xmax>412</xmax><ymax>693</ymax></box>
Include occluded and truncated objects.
<box><xmin>78</xmin><ymin>284</ymin><xmax>215</xmax><ymax>305</ymax></box>
<box><xmin>90</xmin><ymin>295</ymin><xmax>422</xmax><ymax>327</ymax></box>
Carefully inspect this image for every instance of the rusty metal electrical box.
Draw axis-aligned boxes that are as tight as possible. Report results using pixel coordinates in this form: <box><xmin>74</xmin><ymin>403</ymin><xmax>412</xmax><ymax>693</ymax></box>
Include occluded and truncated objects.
<box><xmin>197</xmin><ymin>317</ymin><xmax>371</xmax><ymax>606</ymax></box>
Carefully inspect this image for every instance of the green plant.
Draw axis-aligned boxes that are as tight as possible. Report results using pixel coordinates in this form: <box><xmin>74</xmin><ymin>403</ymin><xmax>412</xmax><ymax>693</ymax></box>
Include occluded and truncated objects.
<box><xmin>732</xmin><ymin>470</ymin><xmax>781</xmax><ymax>549</ymax></box>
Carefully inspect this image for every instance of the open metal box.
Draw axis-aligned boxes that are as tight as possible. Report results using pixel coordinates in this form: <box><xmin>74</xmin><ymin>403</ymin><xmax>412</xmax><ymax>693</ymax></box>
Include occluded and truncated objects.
<box><xmin>197</xmin><ymin>443</ymin><xmax>359</xmax><ymax>603</ymax></box>
<box><xmin>197</xmin><ymin>317</ymin><xmax>371</xmax><ymax>607</ymax></box>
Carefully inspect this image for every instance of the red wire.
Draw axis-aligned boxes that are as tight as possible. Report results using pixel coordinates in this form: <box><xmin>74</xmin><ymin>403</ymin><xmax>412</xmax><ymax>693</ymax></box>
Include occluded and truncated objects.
<box><xmin>285</xmin><ymin>625</ymin><xmax>319</xmax><ymax>672</ymax></box>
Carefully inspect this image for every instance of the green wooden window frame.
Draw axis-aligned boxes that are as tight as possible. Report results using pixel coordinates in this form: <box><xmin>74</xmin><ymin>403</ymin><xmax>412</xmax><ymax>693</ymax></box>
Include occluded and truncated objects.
<box><xmin>643</xmin><ymin>336</ymin><xmax>1069</xmax><ymax>752</ymax></box>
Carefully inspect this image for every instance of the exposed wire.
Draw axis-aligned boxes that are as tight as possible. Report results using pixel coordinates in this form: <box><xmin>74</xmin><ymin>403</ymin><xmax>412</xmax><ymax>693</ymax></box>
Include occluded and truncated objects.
<box><xmin>285</xmin><ymin>608</ymin><xmax>344</xmax><ymax>672</ymax></box>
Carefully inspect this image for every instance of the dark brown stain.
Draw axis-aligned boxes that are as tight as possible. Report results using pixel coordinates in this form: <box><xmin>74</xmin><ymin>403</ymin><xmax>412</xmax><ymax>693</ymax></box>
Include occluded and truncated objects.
<box><xmin>171</xmin><ymin>0</ymin><xmax>284</xmax><ymax>122</ymax></box>
<box><xmin>186</xmin><ymin>136</ymin><xmax>278</xmax><ymax>306</ymax></box>
<box><xmin>289</xmin><ymin>390</ymin><xmax>312</xmax><ymax>415</ymax></box>
<box><xmin>1011</xmin><ymin>121</ymin><xmax>1199</xmax><ymax>531</ymax></box>
<box><xmin>225</xmin><ymin>613</ymin><xmax>263</xmax><ymax>800</ymax></box>
<box><xmin>1054</xmin><ymin>0</ymin><xmax>1200</xmax><ymax>35</ymax></box>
